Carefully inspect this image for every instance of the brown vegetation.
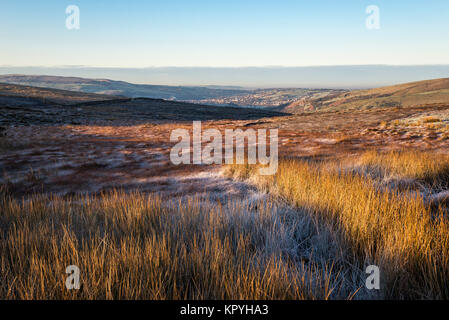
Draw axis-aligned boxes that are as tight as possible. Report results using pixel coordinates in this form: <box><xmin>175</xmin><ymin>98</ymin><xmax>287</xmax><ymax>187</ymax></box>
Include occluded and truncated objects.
<box><xmin>224</xmin><ymin>151</ymin><xmax>449</xmax><ymax>299</ymax></box>
<box><xmin>2</xmin><ymin>79</ymin><xmax>449</xmax><ymax>300</ymax></box>
<box><xmin>0</xmin><ymin>191</ymin><xmax>364</xmax><ymax>299</ymax></box>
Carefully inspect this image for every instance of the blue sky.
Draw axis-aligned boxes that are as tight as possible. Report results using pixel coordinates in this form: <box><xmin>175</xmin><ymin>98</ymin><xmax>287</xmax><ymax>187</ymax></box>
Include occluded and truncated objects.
<box><xmin>1</xmin><ymin>0</ymin><xmax>449</xmax><ymax>67</ymax></box>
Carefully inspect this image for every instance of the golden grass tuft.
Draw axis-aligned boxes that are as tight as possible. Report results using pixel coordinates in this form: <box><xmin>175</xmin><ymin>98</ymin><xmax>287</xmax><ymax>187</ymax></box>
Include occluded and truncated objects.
<box><xmin>226</xmin><ymin>151</ymin><xmax>449</xmax><ymax>299</ymax></box>
<box><xmin>0</xmin><ymin>190</ymin><xmax>359</xmax><ymax>300</ymax></box>
<box><xmin>358</xmin><ymin>150</ymin><xmax>449</xmax><ymax>187</ymax></box>
<box><xmin>422</xmin><ymin>116</ymin><xmax>441</xmax><ymax>123</ymax></box>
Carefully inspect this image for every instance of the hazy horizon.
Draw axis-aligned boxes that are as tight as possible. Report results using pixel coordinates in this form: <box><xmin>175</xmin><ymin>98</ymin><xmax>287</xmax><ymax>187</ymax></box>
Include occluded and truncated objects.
<box><xmin>3</xmin><ymin>0</ymin><xmax>449</xmax><ymax>88</ymax></box>
<box><xmin>1</xmin><ymin>65</ymin><xmax>449</xmax><ymax>89</ymax></box>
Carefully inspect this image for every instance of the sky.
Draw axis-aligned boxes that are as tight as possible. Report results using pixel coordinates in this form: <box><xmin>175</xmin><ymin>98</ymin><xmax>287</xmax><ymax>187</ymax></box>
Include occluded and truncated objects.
<box><xmin>1</xmin><ymin>0</ymin><xmax>449</xmax><ymax>68</ymax></box>
<box><xmin>1</xmin><ymin>1</ymin><xmax>449</xmax><ymax>87</ymax></box>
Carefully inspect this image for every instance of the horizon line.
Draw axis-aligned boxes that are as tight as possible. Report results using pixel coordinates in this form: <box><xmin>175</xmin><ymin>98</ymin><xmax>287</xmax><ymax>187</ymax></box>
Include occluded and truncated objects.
<box><xmin>3</xmin><ymin>64</ymin><xmax>449</xmax><ymax>69</ymax></box>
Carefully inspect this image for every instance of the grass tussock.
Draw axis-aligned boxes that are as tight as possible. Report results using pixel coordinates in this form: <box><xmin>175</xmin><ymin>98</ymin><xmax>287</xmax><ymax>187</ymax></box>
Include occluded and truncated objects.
<box><xmin>225</xmin><ymin>151</ymin><xmax>449</xmax><ymax>299</ymax></box>
<box><xmin>358</xmin><ymin>150</ymin><xmax>449</xmax><ymax>188</ymax></box>
<box><xmin>0</xmin><ymin>190</ymin><xmax>362</xmax><ymax>300</ymax></box>
<box><xmin>422</xmin><ymin>116</ymin><xmax>441</xmax><ymax>123</ymax></box>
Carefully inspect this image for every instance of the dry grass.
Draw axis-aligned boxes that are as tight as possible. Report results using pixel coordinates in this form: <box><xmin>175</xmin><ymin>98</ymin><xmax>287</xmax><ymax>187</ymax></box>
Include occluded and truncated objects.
<box><xmin>441</xmin><ymin>132</ymin><xmax>449</xmax><ymax>140</ymax></box>
<box><xmin>392</xmin><ymin>119</ymin><xmax>402</xmax><ymax>126</ymax></box>
<box><xmin>225</xmin><ymin>151</ymin><xmax>449</xmax><ymax>299</ymax></box>
<box><xmin>358</xmin><ymin>150</ymin><xmax>449</xmax><ymax>188</ymax></box>
<box><xmin>3</xmin><ymin>143</ymin><xmax>449</xmax><ymax>300</ymax></box>
<box><xmin>0</xmin><ymin>190</ymin><xmax>364</xmax><ymax>300</ymax></box>
<box><xmin>422</xmin><ymin>116</ymin><xmax>442</xmax><ymax>123</ymax></box>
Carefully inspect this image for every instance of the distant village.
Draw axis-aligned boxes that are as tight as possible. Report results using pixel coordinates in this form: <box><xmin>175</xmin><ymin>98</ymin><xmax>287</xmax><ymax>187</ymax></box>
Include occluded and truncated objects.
<box><xmin>186</xmin><ymin>88</ymin><xmax>333</xmax><ymax>109</ymax></box>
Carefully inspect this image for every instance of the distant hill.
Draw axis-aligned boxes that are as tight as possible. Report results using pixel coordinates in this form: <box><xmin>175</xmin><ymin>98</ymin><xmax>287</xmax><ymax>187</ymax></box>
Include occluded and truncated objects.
<box><xmin>0</xmin><ymin>75</ymin><xmax>248</xmax><ymax>101</ymax></box>
<box><xmin>0</xmin><ymin>82</ymin><xmax>123</xmax><ymax>105</ymax></box>
<box><xmin>0</xmin><ymin>74</ymin><xmax>338</xmax><ymax>108</ymax></box>
<box><xmin>281</xmin><ymin>78</ymin><xmax>449</xmax><ymax>113</ymax></box>
<box><xmin>3</xmin><ymin>75</ymin><xmax>447</xmax><ymax>114</ymax></box>
<box><xmin>0</xmin><ymin>82</ymin><xmax>287</xmax><ymax>127</ymax></box>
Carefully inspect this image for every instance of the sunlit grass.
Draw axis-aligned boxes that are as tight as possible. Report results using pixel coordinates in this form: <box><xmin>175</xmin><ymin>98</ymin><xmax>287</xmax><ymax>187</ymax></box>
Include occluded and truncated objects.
<box><xmin>358</xmin><ymin>150</ymin><xmax>449</xmax><ymax>187</ymax></box>
<box><xmin>3</xmin><ymin>147</ymin><xmax>448</xmax><ymax>300</ymax></box>
<box><xmin>422</xmin><ymin>116</ymin><xmax>441</xmax><ymax>123</ymax></box>
<box><xmin>0</xmin><ymin>190</ymin><xmax>360</xmax><ymax>300</ymax></box>
<box><xmin>225</xmin><ymin>151</ymin><xmax>449</xmax><ymax>299</ymax></box>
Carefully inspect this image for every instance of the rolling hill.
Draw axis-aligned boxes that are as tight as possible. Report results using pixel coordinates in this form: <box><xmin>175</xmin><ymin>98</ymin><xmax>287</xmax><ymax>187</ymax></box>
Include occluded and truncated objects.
<box><xmin>282</xmin><ymin>78</ymin><xmax>449</xmax><ymax>113</ymax></box>
<box><xmin>0</xmin><ymin>74</ymin><xmax>338</xmax><ymax>108</ymax></box>
<box><xmin>0</xmin><ymin>83</ymin><xmax>287</xmax><ymax>127</ymax></box>
<box><xmin>0</xmin><ymin>82</ymin><xmax>124</xmax><ymax>105</ymax></box>
<box><xmin>0</xmin><ymin>75</ymin><xmax>248</xmax><ymax>101</ymax></box>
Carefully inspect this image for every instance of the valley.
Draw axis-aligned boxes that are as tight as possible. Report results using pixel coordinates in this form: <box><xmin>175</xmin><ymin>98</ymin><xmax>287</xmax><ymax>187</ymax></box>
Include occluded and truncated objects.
<box><xmin>1</xmin><ymin>78</ymin><xmax>449</xmax><ymax>300</ymax></box>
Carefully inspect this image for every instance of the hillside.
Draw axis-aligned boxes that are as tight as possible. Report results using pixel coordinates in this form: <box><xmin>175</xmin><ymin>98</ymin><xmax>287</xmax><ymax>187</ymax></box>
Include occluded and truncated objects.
<box><xmin>282</xmin><ymin>78</ymin><xmax>449</xmax><ymax>113</ymax></box>
<box><xmin>0</xmin><ymin>82</ymin><xmax>123</xmax><ymax>105</ymax></box>
<box><xmin>0</xmin><ymin>83</ymin><xmax>287</xmax><ymax>127</ymax></box>
<box><xmin>0</xmin><ymin>75</ymin><xmax>248</xmax><ymax>101</ymax></box>
<box><xmin>0</xmin><ymin>74</ymin><xmax>341</xmax><ymax>108</ymax></box>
